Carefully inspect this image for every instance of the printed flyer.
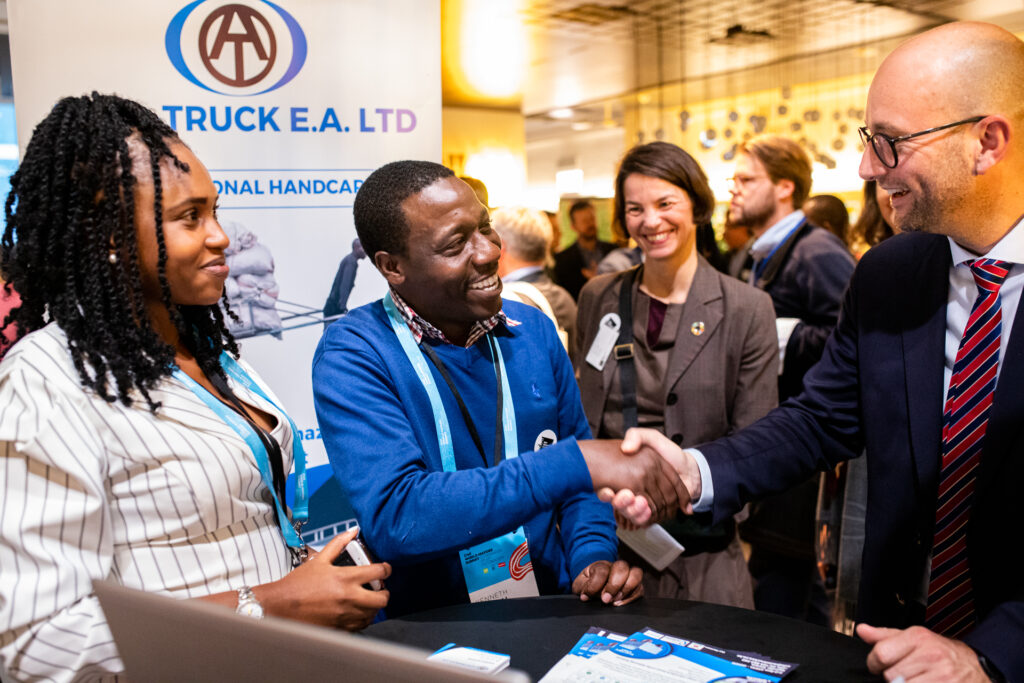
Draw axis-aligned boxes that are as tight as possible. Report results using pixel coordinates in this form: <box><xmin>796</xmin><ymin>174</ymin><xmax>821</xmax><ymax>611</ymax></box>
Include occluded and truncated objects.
<box><xmin>540</xmin><ymin>626</ymin><xmax>798</xmax><ymax>682</ymax></box>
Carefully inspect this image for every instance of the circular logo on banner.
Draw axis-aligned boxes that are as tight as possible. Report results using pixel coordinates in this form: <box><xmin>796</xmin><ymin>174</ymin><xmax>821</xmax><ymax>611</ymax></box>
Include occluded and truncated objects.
<box><xmin>166</xmin><ymin>0</ymin><xmax>307</xmax><ymax>96</ymax></box>
<box><xmin>199</xmin><ymin>4</ymin><xmax>277</xmax><ymax>87</ymax></box>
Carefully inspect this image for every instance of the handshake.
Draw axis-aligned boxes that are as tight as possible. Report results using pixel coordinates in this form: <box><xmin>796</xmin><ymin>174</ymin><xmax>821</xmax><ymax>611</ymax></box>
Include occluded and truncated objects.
<box><xmin>579</xmin><ymin>429</ymin><xmax>701</xmax><ymax>526</ymax></box>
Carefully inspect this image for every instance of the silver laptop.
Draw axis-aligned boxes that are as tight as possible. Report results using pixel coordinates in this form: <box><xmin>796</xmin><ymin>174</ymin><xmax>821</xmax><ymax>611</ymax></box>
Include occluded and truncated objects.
<box><xmin>94</xmin><ymin>580</ymin><xmax>530</xmax><ymax>682</ymax></box>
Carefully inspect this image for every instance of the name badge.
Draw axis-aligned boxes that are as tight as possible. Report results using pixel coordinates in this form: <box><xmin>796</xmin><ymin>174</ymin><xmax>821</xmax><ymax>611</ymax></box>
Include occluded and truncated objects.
<box><xmin>460</xmin><ymin>527</ymin><xmax>539</xmax><ymax>602</ymax></box>
<box><xmin>585</xmin><ymin>313</ymin><xmax>622</xmax><ymax>371</ymax></box>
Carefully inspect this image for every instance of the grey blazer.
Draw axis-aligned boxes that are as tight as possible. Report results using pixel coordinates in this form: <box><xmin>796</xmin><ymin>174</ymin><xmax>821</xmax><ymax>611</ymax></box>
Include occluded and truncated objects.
<box><xmin>575</xmin><ymin>258</ymin><xmax>779</xmax><ymax>447</ymax></box>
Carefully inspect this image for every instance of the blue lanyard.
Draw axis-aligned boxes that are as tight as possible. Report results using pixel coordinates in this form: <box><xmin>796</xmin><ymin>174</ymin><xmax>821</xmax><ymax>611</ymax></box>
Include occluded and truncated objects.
<box><xmin>754</xmin><ymin>218</ymin><xmax>806</xmax><ymax>280</ymax></box>
<box><xmin>172</xmin><ymin>352</ymin><xmax>308</xmax><ymax>548</ymax></box>
<box><xmin>383</xmin><ymin>294</ymin><xmax>518</xmax><ymax>471</ymax></box>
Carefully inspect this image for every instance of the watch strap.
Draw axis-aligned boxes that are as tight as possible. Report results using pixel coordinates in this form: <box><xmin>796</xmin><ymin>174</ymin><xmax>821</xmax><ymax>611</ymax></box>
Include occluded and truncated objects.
<box><xmin>973</xmin><ymin>649</ymin><xmax>1006</xmax><ymax>683</ymax></box>
<box><xmin>235</xmin><ymin>585</ymin><xmax>264</xmax><ymax>619</ymax></box>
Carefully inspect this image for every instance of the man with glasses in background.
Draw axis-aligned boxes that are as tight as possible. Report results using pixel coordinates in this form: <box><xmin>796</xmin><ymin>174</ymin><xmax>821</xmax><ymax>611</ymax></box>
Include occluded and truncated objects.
<box><xmin>727</xmin><ymin>134</ymin><xmax>855</xmax><ymax>627</ymax></box>
<box><xmin>728</xmin><ymin>135</ymin><xmax>855</xmax><ymax>400</ymax></box>
<box><xmin>614</xmin><ymin>21</ymin><xmax>1024</xmax><ymax>682</ymax></box>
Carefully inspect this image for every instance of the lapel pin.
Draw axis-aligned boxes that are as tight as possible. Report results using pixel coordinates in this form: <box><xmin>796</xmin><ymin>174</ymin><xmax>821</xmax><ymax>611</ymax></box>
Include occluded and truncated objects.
<box><xmin>690</xmin><ymin>321</ymin><xmax>705</xmax><ymax>336</ymax></box>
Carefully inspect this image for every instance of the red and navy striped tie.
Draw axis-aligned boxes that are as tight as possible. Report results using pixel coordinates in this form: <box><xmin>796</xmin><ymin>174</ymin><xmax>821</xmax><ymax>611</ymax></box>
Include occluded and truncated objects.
<box><xmin>926</xmin><ymin>258</ymin><xmax>1011</xmax><ymax>637</ymax></box>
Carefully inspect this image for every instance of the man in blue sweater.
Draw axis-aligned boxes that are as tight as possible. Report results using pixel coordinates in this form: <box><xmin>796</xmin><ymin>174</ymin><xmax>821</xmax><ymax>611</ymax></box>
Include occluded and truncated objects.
<box><xmin>313</xmin><ymin>160</ymin><xmax>684</xmax><ymax>617</ymax></box>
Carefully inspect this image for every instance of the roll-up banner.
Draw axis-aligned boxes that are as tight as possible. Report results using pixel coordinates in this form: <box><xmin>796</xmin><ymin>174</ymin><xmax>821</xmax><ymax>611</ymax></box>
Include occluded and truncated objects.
<box><xmin>8</xmin><ymin>0</ymin><xmax>441</xmax><ymax>544</ymax></box>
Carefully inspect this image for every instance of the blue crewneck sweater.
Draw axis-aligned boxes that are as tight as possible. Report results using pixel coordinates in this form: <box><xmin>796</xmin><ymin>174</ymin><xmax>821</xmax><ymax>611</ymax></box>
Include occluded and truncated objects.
<box><xmin>312</xmin><ymin>298</ymin><xmax>617</xmax><ymax>617</ymax></box>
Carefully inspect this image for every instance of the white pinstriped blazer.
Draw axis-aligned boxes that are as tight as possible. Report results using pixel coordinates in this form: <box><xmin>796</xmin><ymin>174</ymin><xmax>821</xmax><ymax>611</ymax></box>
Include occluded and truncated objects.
<box><xmin>0</xmin><ymin>324</ymin><xmax>294</xmax><ymax>682</ymax></box>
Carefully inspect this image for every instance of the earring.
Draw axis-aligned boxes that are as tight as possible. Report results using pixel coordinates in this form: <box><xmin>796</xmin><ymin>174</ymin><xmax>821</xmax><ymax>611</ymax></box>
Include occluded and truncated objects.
<box><xmin>108</xmin><ymin>251</ymin><xmax>118</xmax><ymax>264</ymax></box>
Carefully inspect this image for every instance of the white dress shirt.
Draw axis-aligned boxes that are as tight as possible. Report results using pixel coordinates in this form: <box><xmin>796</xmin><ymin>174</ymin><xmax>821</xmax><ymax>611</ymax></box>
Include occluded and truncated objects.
<box><xmin>0</xmin><ymin>324</ymin><xmax>295</xmax><ymax>682</ymax></box>
<box><xmin>693</xmin><ymin>218</ymin><xmax>1024</xmax><ymax>513</ymax></box>
<box><xmin>943</xmin><ymin>223</ymin><xmax>1024</xmax><ymax>401</ymax></box>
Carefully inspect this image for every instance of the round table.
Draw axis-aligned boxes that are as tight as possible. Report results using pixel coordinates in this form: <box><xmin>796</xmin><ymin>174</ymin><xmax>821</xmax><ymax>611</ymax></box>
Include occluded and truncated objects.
<box><xmin>364</xmin><ymin>596</ymin><xmax>876</xmax><ymax>681</ymax></box>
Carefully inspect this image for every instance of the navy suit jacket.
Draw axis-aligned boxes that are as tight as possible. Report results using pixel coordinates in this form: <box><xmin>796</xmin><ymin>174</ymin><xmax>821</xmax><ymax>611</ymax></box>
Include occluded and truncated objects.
<box><xmin>754</xmin><ymin>220</ymin><xmax>855</xmax><ymax>400</ymax></box>
<box><xmin>701</xmin><ymin>232</ymin><xmax>1024</xmax><ymax>678</ymax></box>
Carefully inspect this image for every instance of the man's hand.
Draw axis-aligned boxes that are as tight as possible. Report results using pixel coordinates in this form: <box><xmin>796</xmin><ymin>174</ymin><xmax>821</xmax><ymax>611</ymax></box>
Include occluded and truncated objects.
<box><xmin>579</xmin><ymin>439</ymin><xmax>689</xmax><ymax>523</ymax></box>
<box><xmin>857</xmin><ymin>624</ymin><xmax>990</xmax><ymax>682</ymax></box>
<box><xmin>593</xmin><ymin>429</ymin><xmax>700</xmax><ymax>525</ymax></box>
<box><xmin>607</xmin><ymin>499</ymin><xmax>650</xmax><ymax>530</ymax></box>
<box><xmin>622</xmin><ymin>428</ymin><xmax>701</xmax><ymax>498</ymax></box>
<box><xmin>572</xmin><ymin>560</ymin><xmax>643</xmax><ymax>606</ymax></box>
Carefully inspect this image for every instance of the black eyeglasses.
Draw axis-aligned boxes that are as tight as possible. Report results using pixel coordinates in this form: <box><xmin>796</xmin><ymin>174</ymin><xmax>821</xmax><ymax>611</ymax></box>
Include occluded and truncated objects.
<box><xmin>858</xmin><ymin>116</ymin><xmax>987</xmax><ymax>168</ymax></box>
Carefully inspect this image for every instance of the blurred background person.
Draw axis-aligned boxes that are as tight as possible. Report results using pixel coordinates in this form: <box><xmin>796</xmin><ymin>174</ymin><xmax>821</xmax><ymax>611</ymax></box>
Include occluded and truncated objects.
<box><xmin>576</xmin><ymin>141</ymin><xmax>778</xmax><ymax>607</ymax></box>
<box><xmin>554</xmin><ymin>199</ymin><xmax>615</xmax><ymax>300</ymax></box>
<box><xmin>849</xmin><ymin>180</ymin><xmax>896</xmax><ymax>259</ymax></box>
<box><xmin>802</xmin><ymin>194</ymin><xmax>851</xmax><ymax>250</ymax></box>
<box><xmin>597</xmin><ymin>241</ymin><xmax>644</xmax><ymax>275</ymax></box>
<box><xmin>727</xmin><ymin>134</ymin><xmax>855</xmax><ymax>625</ymax></box>
<box><xmin>544</xmin><ymin>210</ymin><xmax>562</xmax><ymax>256</ymax></box>
<box><xmin>696</xmin><ymin>222</ymin><xmax>727</xmax><ymax>273</ymax></box>
<box><xmin>721</xmin><ymin>217</ymin><xmax>754</xmax><ymax>281</ymax></box>
<box><xmin>597</xmin><ymin>214</ymin><xmax>643</xmax><ymax>275</ymax></box>
<box><xmin>0</xmin><ymin>94</ymin><xmax>389</xmax><ymax>682</ymax></box>
<box><xmin>817</xmin><ymin>178</ymin><xmax>899</xmax><ymax>633</ymax></box>
<box><xmin>801</xmin><ymin>192</ymin><xmax>854</xmax><ymax>623</ymax></box>
<box><xmin>493</xmin><ymin>205</ymin><xmax>577</xmax><ymax>355</ymax></box>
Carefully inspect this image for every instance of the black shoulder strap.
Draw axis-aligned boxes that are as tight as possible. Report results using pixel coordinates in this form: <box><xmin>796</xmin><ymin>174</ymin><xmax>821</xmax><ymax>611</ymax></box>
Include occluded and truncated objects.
<box><xmin>420</xmin><ymin>342</ymin><xmax>488</xmax><ymax>466</ymax></box>
<box><xmin>616</xmin><ymin>266</ymin><xmax>641</xmax><ymax>430</ymax></box>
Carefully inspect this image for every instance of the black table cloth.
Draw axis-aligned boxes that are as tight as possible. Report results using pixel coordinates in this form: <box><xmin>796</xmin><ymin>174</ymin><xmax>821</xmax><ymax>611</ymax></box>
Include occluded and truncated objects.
<box><xmin>364</xmin><ymin>596</ymin><xmax>877</xmax><ymax>681</ymax></box>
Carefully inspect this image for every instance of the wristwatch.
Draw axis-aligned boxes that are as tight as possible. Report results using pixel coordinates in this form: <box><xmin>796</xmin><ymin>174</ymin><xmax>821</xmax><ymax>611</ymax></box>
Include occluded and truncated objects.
<box><xmin>235</xmin><ymin>586</ymin><xmax>264</xmax><ymax>619</ymax></box>
<box><xmin>975</xmin><ymin>652</ymin><xmax>1006</xmax><ymax>683</ymax></box>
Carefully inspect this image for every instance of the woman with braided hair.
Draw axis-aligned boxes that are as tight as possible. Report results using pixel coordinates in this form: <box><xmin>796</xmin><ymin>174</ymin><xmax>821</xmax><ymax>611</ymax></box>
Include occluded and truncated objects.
<box><xmin>0</xmin><ymin>93</ymin><xmax>389</xmax><ymax>682</ymax></box>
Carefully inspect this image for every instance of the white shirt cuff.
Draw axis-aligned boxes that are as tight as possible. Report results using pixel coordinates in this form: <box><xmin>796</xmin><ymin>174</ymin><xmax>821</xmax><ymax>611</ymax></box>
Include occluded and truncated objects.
<box><xmin>775</xmin><ymin>317</ymin><xmax>801</xmax><ymax>375</ymax></box>
<box><xmin>687</xmin><ymin>448</ymin><xmax>714</xmax><ymax>513</ymax></box>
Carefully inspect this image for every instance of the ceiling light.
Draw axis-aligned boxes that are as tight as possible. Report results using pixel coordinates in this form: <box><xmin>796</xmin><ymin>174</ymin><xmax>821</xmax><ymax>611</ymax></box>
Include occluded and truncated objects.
<box><xmin>556</xmin><ymin>169</ymin><xmax>584</xmax><ymax>195</ymax></box>
<box><xmin>460</xmin><ymin>0</ymin><xmax>525</xmax><ymax>98</ymax></box>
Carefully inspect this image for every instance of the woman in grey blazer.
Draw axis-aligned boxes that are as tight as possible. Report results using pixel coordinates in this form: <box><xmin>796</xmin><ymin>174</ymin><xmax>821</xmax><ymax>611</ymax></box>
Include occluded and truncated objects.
<box><xmin>576</xmin><ymin>142</ymin><xmax>778</xmax><ymax>607</ymax></box>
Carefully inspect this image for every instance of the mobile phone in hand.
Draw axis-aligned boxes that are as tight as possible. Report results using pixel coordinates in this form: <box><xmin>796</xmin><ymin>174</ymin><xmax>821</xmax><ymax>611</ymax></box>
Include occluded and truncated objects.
<box><xmin>332</xmin><ymin>536</ymin><xmax>384</xmax><ymax>590</ymax></box>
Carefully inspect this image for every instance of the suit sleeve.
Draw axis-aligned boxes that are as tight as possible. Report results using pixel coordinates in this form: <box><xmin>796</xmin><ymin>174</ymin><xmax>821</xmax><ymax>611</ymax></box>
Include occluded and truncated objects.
<box><xmin>702</xmin><ymin>264</ymin><xmax>864</xmax><ymax>525</ymax></box>
<box><xmin>0</xmin><ymin>364</ymin><xmax>123</xmax><ymax>682</ymax></box>
<box><xmin>728</xmin><ymin>289</ymin><xmax>780</xmax><ymax>432</ymax></box>
<box><xmin>312</xmin><ymin>324</ymin><xmax>597</xmax><ymax>566</ymax></box>
<box><xmin>964</xmin><ymin>602</ymin><xmax>1024</xmax><ymax>680</ymax></box>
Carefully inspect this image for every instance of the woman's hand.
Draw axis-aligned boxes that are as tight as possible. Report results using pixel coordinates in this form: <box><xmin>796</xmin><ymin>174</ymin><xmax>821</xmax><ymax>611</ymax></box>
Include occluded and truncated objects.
<box><xmin>256</xmin><ymin>527</ymin><xmax>391</xmax><ymax>631</ymax></box>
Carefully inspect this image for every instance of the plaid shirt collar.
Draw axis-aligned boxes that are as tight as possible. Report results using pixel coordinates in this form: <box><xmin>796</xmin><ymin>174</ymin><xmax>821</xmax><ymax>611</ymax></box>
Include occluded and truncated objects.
<box><xmin>388</xmin><ymin>287</ymin><xmax>519</xmax><ymax>348</ymax></box>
